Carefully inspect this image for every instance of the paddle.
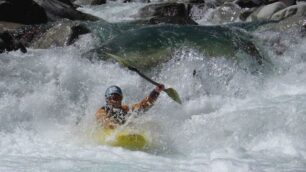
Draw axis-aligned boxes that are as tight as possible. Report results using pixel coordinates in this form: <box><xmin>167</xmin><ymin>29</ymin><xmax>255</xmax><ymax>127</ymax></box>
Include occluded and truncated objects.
<box><xmin>105</xmin><ymin>53</ymin><xmax>182</xmax><ymax>104</ymax></box>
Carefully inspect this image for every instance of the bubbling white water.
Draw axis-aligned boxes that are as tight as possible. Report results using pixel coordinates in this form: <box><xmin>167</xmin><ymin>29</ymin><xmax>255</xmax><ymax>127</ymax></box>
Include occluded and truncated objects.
<box><xmin>78</xmin><ymin>2</ymin><xmax>148</xmax><ymax>23</ymax></box>
<box><xmin>1</xmin><ymin>29</ymin><xmax>306</xmax><ymax>172</ymax></box>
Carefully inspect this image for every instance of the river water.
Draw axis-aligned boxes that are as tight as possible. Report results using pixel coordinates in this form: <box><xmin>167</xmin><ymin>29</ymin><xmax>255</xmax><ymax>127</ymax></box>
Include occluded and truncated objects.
<box><xmin>1</xmin><ymin>2</ymin><xmax>306</xmax><ymax>172</ymax></box>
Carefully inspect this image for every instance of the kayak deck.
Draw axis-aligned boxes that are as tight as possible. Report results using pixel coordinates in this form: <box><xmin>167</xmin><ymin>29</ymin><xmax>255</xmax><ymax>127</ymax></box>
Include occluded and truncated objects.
<box><xmin>92</xmin><ymin>128</ymin><xmax>148</xmax><ymax>150</ymax></box>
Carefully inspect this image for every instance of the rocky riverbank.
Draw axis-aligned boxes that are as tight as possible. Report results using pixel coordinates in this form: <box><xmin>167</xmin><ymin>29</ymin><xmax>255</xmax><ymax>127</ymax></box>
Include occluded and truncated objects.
<box><xmin>0</xmin><ymin>0</ymin><xmax>305</xmax><ymax>54</ymax></box>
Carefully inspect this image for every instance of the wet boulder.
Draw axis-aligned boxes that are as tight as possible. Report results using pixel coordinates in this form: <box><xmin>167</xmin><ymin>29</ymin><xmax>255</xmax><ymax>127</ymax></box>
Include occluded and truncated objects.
<box><xmin>188</xmin><ymin>3</ymin><xmax>217</xmax><ymax>22</ymax></box>
<box><xmin>31</xmin><ymin>21</ymin><xmax>91</xmax><ymax>49</ymax></box>
<box><xmin>137</xmin><ymin>3</ymin><xmax>197</xmax><ymax>25</ymax></box>
<box><xmin>0</xmin><ymin>21</ymin><xmax>49</xmax><ymax>53</ymax></box>
<box><xmin>239</xmin><ymin>8</ymin><xmax>257</xmax><ymax>21</ymax></box>
<box><xmin>13</xmin><ymin>24</ymin><xmax>52</xmax><ymax>47</ymax></box>
<box><xmin>33</xmin><ymin>0</ymin><xmax>100</xmax><ymax>21</ymax></box>
<box><xmin>206</xmin><ymin>2</ymin><xmax>242</xmax><ymax>24</ymax></box>
<box><xmin>235</xmin><ymin>0</ymin><xmax>295</xmax><ymax>8</ymax></box>
<box><xmin>139</xmin><ymin>3</ymin><xmax>187</xmax><ymax>18</ymax></box>
<box><xmin>0</xmin><ymin>22</ymin><xmax>24</xmax><ymax>32</ymax></box>
<box><xmin>271</xmin><ymin>2</ymin><xmax>306</xmax><ymax>20</ymax></box>
<box><xmin>247</xmin><ymin>1</ymin><xmax>287</xmax><ymax>21</ymax></box>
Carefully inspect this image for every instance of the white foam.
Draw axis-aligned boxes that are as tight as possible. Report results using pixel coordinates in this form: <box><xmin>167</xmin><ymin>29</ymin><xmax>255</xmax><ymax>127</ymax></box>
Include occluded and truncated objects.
<box><xmin>1</xmin><ymin>22</ymin><xmax>306</xmax><ymax>172</ymax></box>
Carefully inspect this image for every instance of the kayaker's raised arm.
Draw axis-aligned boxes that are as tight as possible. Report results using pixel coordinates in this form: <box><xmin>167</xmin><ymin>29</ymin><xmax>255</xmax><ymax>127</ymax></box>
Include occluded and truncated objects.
<box><xmin>95</xmin><ymin>84</ymin><xmax>164</xmax><ymax>129</ymax></box>
<box><xmin>131</xmin><ymin>84</ymin><xmax>164</xmax><ymax>113</ymax></box>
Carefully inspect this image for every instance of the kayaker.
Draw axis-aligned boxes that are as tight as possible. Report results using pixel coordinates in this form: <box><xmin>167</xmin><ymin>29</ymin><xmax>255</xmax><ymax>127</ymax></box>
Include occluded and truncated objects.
<box><xmin>96</xmin><ymin>84</ymin><xmax>165</xmax><ymax>129</ymax></box>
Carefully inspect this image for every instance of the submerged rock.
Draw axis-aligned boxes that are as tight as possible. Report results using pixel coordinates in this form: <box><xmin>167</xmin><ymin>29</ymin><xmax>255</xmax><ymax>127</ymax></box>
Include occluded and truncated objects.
<box><xmin>95</xmin><ymin>24</ymin><xmax>265</xmax><ymax>70</ymax></box>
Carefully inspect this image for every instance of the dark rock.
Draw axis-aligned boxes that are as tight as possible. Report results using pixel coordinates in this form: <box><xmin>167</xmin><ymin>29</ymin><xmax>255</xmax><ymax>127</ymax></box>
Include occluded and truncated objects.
<box><xmin>57</xmin><ymin>0</ymin><xmax>75</xmax><ymax>7</ymax></box>
<box><xmin>0</xmin><ymin>31</ymin><xmax>27</xmax><ymax>53</ymax></box>
<box><xmin>137</xmin><ymin>3</ymin><xmax>197</xmax><ymax>25</ymax></box>
<box><xmin>139</xmin><ymin>3</ymin><xmax>188</xmax><ymax>18</ymax></box>
<box><xmin>73</xmin><ymin>0</ymin><xmax>106</xmax><ymax>5</ymax></box>
<box><xmin>189</xmin><ymin>0</ymin><xmax>205</xmax><ymax>3</ymax></box>
<box><xmin>235</xmin><ymin>0</ymin><xmax>295</xmax><ymax>8</ymax></box>
<box><xmin>281</xmin><ymin>0</ymin><xmax>296</xmax><ymax>6</ymax></box>
<box><xmin>0</xmin><ymin>0</ymin><xmax>48</xmax><ymax>24</ymax></box>
<box><xmin>91</xmin><ymin>0</ymin><xmax>106</xmax><ymax>5</ymax></box>
<box><xmin>0</xmin><ymin>22</ymin><xmax>51</xmax><ymax>53</ymax></box>
<box><xmin>235</xmin><ymin>0</ymin><xmax>265</xmax><ymax>8</ymax></box>
<box><xmin>0</xmin><ymin>39</ymin><xmax>5</xmax><ymax>52</ymax></box>
<box><xmin>239</xmin><ymin>8</ymin><xmax>256</xmax><ymax>21</ymax></box>
<box><xmin>67</xmin><ymin>24</ymin><xmax>91</xmax><ymax>45</ymax></box>
<box><xmin>34</xmin><ymin>0</ymin><xmax>100</xmax><ymax>22</ymax></box>
<box><xmin>0</xmin><ymin>0</ymin><xmax>99</xmax><ymax>25</ymax></box>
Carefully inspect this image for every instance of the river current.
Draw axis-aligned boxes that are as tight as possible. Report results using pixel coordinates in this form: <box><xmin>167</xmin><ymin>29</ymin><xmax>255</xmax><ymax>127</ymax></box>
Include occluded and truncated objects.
<box><xmin>1</xmin><ymin>2</ymin><xmax>306</xmax><ymax>172</ymax></box>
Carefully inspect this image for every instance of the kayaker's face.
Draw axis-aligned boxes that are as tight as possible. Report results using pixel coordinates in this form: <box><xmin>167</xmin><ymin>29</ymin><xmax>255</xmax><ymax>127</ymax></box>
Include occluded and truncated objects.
<box><xmin>107</xmin><ymin>94</ymin><xmax>123</xmax><ymax>107</ymax></box>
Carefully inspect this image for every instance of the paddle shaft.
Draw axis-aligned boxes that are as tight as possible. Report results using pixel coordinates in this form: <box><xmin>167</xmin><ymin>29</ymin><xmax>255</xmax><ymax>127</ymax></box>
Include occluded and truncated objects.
<box><xmin>127</xmin><ymin>66</ymin><xmax>160</xmax><ymax>86</ymax></box>
<box><xmin>105</xmin><ymin>53</ymin><xmax>182</xmax><ymax>104</ymax></box>
<box><xmin>128</xmin><ymin>67</ymin><xmax>182</xmax><ymax>104</ymax></box>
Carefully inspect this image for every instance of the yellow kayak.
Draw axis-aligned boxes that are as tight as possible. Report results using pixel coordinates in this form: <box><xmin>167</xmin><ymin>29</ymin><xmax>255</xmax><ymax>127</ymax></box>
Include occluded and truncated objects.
<box><xmin>92</xmin><ymin>128</ymin><xmax>149</xmax><ymax>150</ymax></box>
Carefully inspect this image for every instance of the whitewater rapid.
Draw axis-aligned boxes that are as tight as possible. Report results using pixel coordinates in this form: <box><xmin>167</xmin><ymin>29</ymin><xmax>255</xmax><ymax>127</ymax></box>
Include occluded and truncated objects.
<box><xmin>1</xmin><ymin>29</ymin><xmax>306</xmax><ymax>171</ymax></box>
<box><xmin>1</xmin><ymin>3</ymin><xmax>306</xmax><ymax>172</ymax></box>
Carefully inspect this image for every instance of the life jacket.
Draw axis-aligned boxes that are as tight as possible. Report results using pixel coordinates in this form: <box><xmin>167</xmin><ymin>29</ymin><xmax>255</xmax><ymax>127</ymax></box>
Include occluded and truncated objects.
<box><xmin>102</xmin><ymin>105</ymin><xmax>128</xmax><ymax>125</ymax></box>
<box><xmin>96</xmin><ymin>89</ymin><xmax>160</xmax><ymax>128</ymax></box>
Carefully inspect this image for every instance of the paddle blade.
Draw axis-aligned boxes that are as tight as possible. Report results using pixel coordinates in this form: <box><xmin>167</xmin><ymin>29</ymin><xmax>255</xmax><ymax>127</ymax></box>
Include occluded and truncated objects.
<box><xmin>106</xmin><ymin>53</ymin><xmax>131</xmax><ymax>67</ymax></box>
<box><xmin>164</xmin><ymin>88</ymin><xmax>182</xmax><ymax>104</ymax></box>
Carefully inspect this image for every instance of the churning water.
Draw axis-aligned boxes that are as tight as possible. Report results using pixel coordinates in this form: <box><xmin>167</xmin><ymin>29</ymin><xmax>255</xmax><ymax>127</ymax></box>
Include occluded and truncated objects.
<box><xmin>1</xmin><ymin>3</ymin><xmax>306</xmax><ymax>172</ymax></box>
